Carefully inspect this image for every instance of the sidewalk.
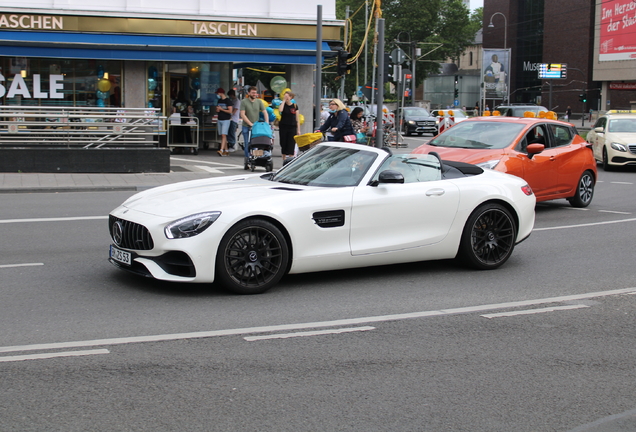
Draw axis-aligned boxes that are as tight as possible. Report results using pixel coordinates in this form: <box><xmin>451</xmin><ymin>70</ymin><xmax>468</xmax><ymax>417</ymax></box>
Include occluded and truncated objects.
<box><xmin>0</xmin><ymin>140</ymin><xmax>415</xmax><ymax>194</ymax></box>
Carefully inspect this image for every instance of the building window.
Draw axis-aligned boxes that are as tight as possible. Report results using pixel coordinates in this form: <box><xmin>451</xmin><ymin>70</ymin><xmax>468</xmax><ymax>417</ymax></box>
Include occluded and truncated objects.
<box><xmin>470</xmin><ymin>52</ymin><xmax>473</xmax><ymax>66</ymax></box>
<box><xmin>0</xmin><ymin>58</ymin><xmax>122</xmax><ymax>107</ymax></box>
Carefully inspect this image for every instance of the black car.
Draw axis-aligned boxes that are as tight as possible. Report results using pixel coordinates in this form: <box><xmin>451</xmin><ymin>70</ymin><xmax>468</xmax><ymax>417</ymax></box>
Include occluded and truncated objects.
<box><xmin>396</xmin><ymin>107</ymin><xmax>437</xmax><ymax>136</ymax></box>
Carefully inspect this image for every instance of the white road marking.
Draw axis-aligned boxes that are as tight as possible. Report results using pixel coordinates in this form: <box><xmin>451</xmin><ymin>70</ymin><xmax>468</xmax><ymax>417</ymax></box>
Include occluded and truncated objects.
<box><xmin>0</xmin><ymin>216</ymin><xmax>107</xmax><ymax>224</ymax></box>
<box><xmin>195</xmin><ymin>165</ymin><xmax>225</xmax><ymax>174</ymax></box>
<box><xmin>481</xmin><ymin>304</ymin><xmax>589</xmax><ymax>319</ymax></box>
<box><xmin>0</xmin><ymin>349</ymin><xmax>109</xmax><ymax>363</ymax></box>
<box><xmin>610</xmin><ymin>181</ymin><xmax>633</xmax><ymax>185</ymax></box>
<box><xmin>534</xmin><ymin>217</ymin><xmax>636</xmax><ymax>231</ymax></box>
<box><xmin>0</xmin><ymin>287</ymin><xmax>634</xmax><ymax>355</ymax></box>
<box><xmin>0</xmin><ymin>263</ymin><xmax>43</xmax><ymax>269</ymax></box>
<box><xmin>171</xmin><ymin>157</ymin><xmax>241</xmax><ymax>168</ymax></box>
<box><xmin>598</xmin><ymin>210</ymin><xmax>632</xmax><ymax>215</ymax></box>
<box><xmin>244</xmin><ymin>326</ymin><xmax>375</xmax><ymax>341</ymax></box>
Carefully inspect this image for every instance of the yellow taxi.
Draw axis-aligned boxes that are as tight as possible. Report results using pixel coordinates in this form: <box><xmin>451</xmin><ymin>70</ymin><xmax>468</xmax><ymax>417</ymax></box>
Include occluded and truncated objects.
<box><xmin>586</xmin><ymin>110</ymin><xmax>636</xmax><ymax>170</ymax></box>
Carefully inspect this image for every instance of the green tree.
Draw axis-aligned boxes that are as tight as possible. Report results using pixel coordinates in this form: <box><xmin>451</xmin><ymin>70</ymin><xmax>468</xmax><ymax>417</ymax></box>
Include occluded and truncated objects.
<box><xmin>333</xmin><ymin>0</ymin><xmax>481</xmax><ymax>101</ymax></box>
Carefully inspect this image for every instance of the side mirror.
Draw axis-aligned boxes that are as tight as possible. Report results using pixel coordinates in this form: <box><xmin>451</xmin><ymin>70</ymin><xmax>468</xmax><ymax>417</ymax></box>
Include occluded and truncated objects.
<box><xmin>378</xmin><ymin>170</ymin><xmax>404</xmax><ymax>184</ymax></box>
<box><xmin>526</xmin><ymin>143</ymin><xmax>545</xmax><ymax>159</ymax></box>
<box><xmin>594</xmin><ymin>126</ymin><xmax>604</xmax><ymax>133</ymax></box>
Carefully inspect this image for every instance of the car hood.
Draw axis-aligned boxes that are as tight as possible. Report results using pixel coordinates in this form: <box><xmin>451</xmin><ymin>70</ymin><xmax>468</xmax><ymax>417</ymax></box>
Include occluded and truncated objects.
<box><xmin>414</xmin><ymin>144</ymin><xmax>507</xmax><ymax>164</ymax></box>
<box><xmin>608</xmin><ymin>132</ymin><xmax>636</xmax><ymax>143</ymax></box>
<box><xmin>121</xmin><ymin>174</ymin><xmax>303</xmax><ymax>218</ymax></box>
<box><xmin>405</xmin><ymin>116</ymin><xmax>435</xmax><ymax>121</ymax></box>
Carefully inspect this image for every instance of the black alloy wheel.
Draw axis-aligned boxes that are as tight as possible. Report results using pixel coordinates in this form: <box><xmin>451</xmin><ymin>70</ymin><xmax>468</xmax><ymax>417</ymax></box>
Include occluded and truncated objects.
<box><xmin>458</xmin><ymin>203</ymin><xmax>517</xmax><ymax>270</ymax></box>
<box><xmin>216</xmin><ymin>219</ymin><xmax>289</xmax><ymax>294</ymax></box>
<box><xmin>567</xmin><ymin>170</ymin><xmax>595</xmax><ymax>208</ymax></box>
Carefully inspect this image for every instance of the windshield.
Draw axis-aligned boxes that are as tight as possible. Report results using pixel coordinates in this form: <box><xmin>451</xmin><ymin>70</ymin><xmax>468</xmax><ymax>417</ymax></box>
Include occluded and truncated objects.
<box><xmin>608</xmin><ymin>119</ymin><xmax>636</xmax><ymax>133</ymax></box>
<box><xmin>403</xmin><ymin>108</ymin><xmax>430</xmax><ymax>117</ymax></box>
<box><xmin>272</xmin><ymin>145</ymin><xmax>378</xmax><ymax>187</ymax></box>
<box><xmin>428</xmin><ymin>121</ymin><xmax>526</xmax><ymax>149</ymax></box>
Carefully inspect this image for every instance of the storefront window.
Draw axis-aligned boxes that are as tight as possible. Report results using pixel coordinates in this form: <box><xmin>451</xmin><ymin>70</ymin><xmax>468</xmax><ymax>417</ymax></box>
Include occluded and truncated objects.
<box><xmin>147</xmin><ymin>62</ymin><xmax>163</xmax><ymax>111</ymax></box>
<box><xmin>0</xmin><ymin>58</ymin><xmax>122</xmax><ymax>107</ymax></box>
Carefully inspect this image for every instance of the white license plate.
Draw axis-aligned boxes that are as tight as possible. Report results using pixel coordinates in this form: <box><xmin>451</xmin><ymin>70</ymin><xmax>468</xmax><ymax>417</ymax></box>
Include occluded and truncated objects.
<box><xmin>110</xmin><ymin>245</ymin><xmax>131</xmax><ymax>266</ymax></box>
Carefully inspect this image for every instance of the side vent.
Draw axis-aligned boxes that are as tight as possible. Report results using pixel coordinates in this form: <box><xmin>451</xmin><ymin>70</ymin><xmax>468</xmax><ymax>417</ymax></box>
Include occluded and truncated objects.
<box><xmin>312</xmin><ymin>210</ymin><xmax>345</xmax><ymax>228</ymax></box>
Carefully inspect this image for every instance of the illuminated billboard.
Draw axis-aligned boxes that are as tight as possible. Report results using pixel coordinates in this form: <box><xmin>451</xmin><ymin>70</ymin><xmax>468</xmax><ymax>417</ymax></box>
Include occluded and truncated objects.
<box><xmin>538</xmin><ymin>63</ymin><xmax>567</xmax><ymax>79</ymax></box>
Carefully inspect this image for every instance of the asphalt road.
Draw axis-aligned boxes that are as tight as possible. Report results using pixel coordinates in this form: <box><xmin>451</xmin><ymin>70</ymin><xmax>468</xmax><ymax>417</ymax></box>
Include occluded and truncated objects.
<box><xmin>1</xmin><ymin>140</ymin><xmax>635</xmax><ymax>431</ymax></box>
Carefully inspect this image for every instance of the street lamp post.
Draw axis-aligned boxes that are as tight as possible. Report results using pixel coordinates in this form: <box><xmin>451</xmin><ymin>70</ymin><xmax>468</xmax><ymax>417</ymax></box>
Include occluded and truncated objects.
<box><xmin>488</xmin><ymin>12</ymin><xmax>507</xmax><ymax>49</ymax></box>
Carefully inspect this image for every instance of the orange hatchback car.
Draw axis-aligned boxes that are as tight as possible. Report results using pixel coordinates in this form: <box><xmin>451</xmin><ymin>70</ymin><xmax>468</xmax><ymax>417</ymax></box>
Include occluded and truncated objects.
<box><xmin>413</xmin><ymin>116</ymin><xmax>597</xmax><ymax>207</ymax></box>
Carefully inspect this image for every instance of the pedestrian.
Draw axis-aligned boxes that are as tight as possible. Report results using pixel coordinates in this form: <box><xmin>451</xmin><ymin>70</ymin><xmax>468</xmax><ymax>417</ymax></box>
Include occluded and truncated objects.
<box><xmin>474</xmin><ymin>102</ymin><xmax>479</xmax><ymax>116</ymax></box>
<box><xmin>215</xmin><ymin>88</ymin><xmax>233</xmax><ymax>156</ymax></box>
<box><xmin>240</xmin><ymin>86</ymin><xmax>269</xmax><ymax>160</ymax></box>
<box><xmin>227</xmin><ymin>89</ymin><xmax>240</xmax><ymax>152</ymax></box>
<box><xmin>318</xmin><ymin>98</ymin><xmax>355</xmax><ymax>141</ymax></box>
<box><xmin>565</xmin><ymin>106</ymin><xmax>572</xmax><ymax>122</ymax></box>
<box><xmin>350</xmin><ymin>107</ymin><xmax>369</xmax><ymax>144</ymax></box>
<box><xmin>278</xmin><ymin>90</ymin><xmax>301</xmax><ymax>162</ymax></box>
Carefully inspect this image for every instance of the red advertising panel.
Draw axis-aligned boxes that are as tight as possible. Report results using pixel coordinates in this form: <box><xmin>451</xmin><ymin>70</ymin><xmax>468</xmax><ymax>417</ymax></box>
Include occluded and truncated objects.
<box><xmin>599</xmin><ymin>0</ymin><xmax>636</xmax><ymax>61</ymax></box>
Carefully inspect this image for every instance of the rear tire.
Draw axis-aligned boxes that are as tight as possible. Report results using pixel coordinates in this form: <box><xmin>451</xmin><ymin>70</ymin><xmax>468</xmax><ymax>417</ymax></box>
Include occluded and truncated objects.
<box><xmin>458</xmin><ymin>203</ymin><xmax>517</xmax><ymax>270</ymax></box>
<box><xmin>216</xmin><ymin>219</ymin><xmax>289</xmax><ymax>295</ymax></box>
<box><xmin>567</xmin><ymin>170</ymin><xmax>595</xmax><ymax>208</ymax></box>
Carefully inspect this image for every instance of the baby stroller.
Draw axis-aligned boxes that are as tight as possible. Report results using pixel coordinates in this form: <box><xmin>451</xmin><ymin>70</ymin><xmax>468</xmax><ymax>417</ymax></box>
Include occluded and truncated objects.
<box><xmin>244</xmin><ymin>135</ymin><xmax>274</xmax><ymax>172</ymax></box>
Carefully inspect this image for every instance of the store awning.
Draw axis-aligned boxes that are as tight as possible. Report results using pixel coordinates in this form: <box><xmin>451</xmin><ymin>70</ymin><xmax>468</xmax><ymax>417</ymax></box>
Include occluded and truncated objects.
<box><xmin>0</xmin><ymin>31</ymin><xmax>334</xmax><ymax>64</ymax></box>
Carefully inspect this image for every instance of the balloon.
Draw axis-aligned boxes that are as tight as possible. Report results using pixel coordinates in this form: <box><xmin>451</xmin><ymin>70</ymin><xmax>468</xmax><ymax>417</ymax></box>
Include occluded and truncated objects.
<box><xmin>97</xmin><ymin>65</ymin><xmax>104</xmax><ymax>79</ymax></box>
<box><xmin>271</xmin><ymin>97</ymin><xmax>281</xmax><ymax>108</ymax></box>
<box><xmin>96</xmin><ymin>90</ymin><xmax>109</xmax><ymax>99</ymax></box>
<box><xmin>190</xmin><ymin>89</ymin><xmax>198</xmax><ymax>101</ymax></box>
<box><xmin>191</xmin><ymin>78</ymin><xmax>200</xmax><ymax>90</ymax></box>
<box><xmin>97</xmin><ymin>79</ymin><xmax>111</xmax><ymax>92</ymax></box>
<box><xmin>270</xmin><ymin>76</ymin><xmax>287</xmax><ymax>93</ymax></box>
<box><xmin>96</xmin><ymin>99</ymin><xmax>105</xmax><ymax>107</ymax></box>
<box><xmin>147</xmin><ymin>101</ymin><xmax>154</xmax><ymax>108</ymax></box>
<box><xmin>148</xmin><ymin>78</ymin><xmax>157</xmax><ymax>91</ymax></box>
<box><xmin>148</xmin><ymin>66</ymin><xmax>158</xmax><ymax>79</ymax></box>
<box><xmin>281</xmin><ymin>87</ymin><xmax>291</xmax><ymax>96</ymax></box>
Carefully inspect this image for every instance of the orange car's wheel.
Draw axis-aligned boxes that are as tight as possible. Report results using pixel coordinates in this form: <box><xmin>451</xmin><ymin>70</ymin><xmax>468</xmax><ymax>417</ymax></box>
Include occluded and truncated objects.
<box><xmin>567</xmin><ymin>170</ymin><xmax>595</xmax><ymax>208</ymax></box>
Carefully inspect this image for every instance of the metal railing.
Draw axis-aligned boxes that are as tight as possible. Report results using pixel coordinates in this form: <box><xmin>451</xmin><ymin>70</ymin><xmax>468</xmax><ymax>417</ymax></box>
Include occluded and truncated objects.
<box><xmin>0</xmin><ymin>106</ymin><xmax>166</xmax><ymax>148</ymax></box>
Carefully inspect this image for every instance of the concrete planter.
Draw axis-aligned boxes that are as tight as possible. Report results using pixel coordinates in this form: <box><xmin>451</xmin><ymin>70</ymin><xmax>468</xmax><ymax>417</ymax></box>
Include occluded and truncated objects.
<box><xmin>0</xmin><ymin>148</ymin><xmax>170</xmax><ymax>173</ymax></box>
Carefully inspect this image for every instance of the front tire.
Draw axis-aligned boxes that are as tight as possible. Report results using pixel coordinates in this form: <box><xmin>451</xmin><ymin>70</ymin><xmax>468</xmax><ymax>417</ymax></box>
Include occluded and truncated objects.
<box><xmin>567</xmin><ymin>170</ymin><xmax>595</xmax><ymax>208</ymax></box>
<box><xmin>458</xmin><ymin>203</ymin><xmax>517</xmax><ymax>270</ymax></box>
<box><xmin>602</xmin><ymin>147</ymin><xmax>613</xmax><ymax>171</ymax></box>
<box><xmin>216</xmin><ymin>219</ymin><xmax>289</xmax><ymax>294</ymax></box>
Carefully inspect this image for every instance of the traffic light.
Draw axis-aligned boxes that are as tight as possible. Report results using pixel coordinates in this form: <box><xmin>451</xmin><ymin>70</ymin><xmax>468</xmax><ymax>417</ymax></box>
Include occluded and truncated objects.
<box><xmin>579</xmin><ymin>93</ymin><xmax>587</xmax><ymax>103</ymax></box>
<box><xmin>383</xmin><ymin>53</ymin><xmax>392</xmax><ymax>82</ymax></box>
<box><xmin>454</xmin><ymin>89</ymin><xmax>459</xmax><ymax>98</ymax></box>
<box><xmin>337</xmin><ymin>50</ymin><xmax>352</xmax><ymax>77</ymax></box>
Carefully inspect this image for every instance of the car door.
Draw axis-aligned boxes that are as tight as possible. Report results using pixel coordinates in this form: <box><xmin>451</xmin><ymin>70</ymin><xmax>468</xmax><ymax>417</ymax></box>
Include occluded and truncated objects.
<box><xmin>546</xmin><ymin>123</ymin><xmax>586</xmax><ymax>195</ymax></box>
<box><xmin>589</xmin><ymin>117</ymin><xmax>607</xmax><ymax>161</ymax></box>
<box><xmin>349</xmin><ymin>178</ymin><xmax>460</xmax><ymax>256</ymax></box>
<box><xmin>516</xmin><ymin>123</ymin><xmax>560</xmax><ymax>199</ymax></box>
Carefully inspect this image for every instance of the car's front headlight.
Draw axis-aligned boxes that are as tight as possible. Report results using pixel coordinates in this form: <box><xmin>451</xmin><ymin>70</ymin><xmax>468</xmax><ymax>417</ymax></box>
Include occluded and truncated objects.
<box><xmin>407</xmin><ymin>120</ymin><xmax>415</xmax><ymax>125</ymax></box>
<box><xmin>476</xmin><ymin>160</ymin><xmax>501</xmax><ymax>170</ymax></box>
<box><xmin>164</xmin><ymin>211</ymin><xmax>221</xmax><ymax>239</ymax></box>
<box><xmin>610</xmin><ymin>142</ymin><xmax>628</xmax><ymax>152</ymax></box>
